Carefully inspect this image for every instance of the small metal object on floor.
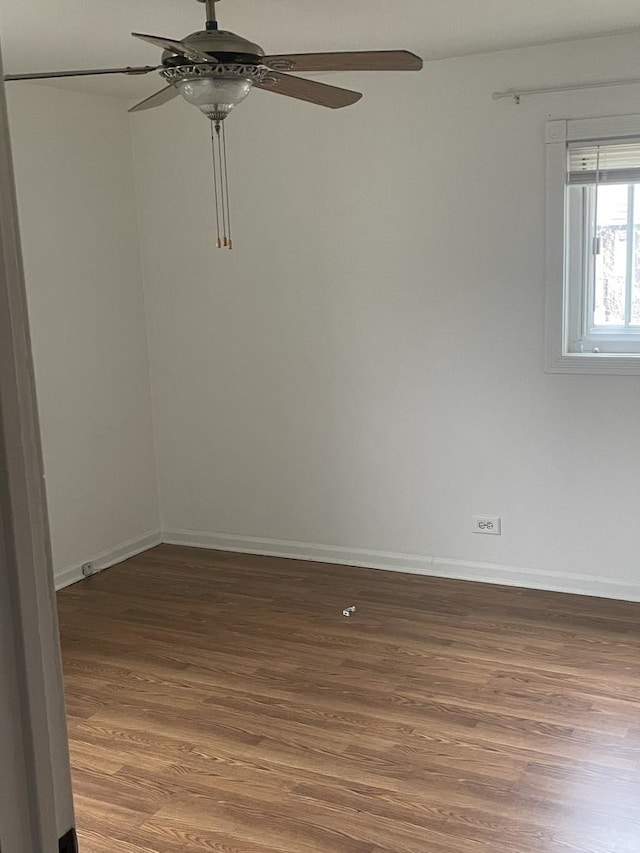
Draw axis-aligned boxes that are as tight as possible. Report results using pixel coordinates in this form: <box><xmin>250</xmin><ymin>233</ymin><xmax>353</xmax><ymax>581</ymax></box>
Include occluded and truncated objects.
<box><xmin>343</xmin><ymin>605</ymin><xmax>356</xmax><ymax>617</ymax></box>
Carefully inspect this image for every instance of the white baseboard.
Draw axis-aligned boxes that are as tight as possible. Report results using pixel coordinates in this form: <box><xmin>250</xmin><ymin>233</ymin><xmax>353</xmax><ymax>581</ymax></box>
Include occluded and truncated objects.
<box><xmin>162</xmin><ymin>529</ymin><xmax>640</xmax><ymax>602</ymax></box>
<box><xmin>54</xmin><ymin>526</ymin><xmax>640</xmax><ymax>602</ymax></box>
<box><xmin>54</xmin><ymin>530</ymin><xmax>162</xmax><ymax>590</ymax></box>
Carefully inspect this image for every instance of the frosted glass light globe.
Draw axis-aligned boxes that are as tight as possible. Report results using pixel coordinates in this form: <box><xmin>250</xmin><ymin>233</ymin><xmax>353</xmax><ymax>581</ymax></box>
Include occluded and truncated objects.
<box><xmin>176</xmin><ymin>76</ymin><xmax>253</xmax><ymax>120</ymax></box>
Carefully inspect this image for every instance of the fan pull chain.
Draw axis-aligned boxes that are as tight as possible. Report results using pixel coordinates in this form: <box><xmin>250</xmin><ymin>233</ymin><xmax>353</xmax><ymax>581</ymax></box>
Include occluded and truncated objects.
<box><xmin>216</xmin><ymin>122</ymin><xmax>228</xmax><ymax>246</ymax></box>
<box><xmin>210</xmin><ymin>120</ymin><xmax>222</xmax><ymax>248</ymax></box>
<box><xmin>221</xmin><ymin>121</ymin><xmax>233</xmax><ymax>250</ymax></box>
<box><xmin>209</xmin><ymin>120</ymin><xmax>234</xmax><ymax>249</ymax></box>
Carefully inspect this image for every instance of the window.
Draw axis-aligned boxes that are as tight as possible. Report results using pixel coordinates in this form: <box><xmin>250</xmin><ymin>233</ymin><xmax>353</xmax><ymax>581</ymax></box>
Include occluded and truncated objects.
<box><xmin>546</xmin><ymin>115</ymin><xmax>640</xmax><ymax>373</ymax></box>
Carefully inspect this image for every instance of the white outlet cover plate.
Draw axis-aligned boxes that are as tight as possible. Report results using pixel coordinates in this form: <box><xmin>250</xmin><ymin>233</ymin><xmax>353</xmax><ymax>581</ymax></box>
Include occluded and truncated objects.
<box><xmin>473</xmin><ymin>516</ymin><xmax>502</xmax><ymax>535</ymax></box>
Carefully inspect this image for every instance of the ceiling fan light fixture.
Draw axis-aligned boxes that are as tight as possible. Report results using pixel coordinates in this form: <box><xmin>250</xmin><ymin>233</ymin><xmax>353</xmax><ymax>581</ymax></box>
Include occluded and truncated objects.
<box><xmin>162</xmin><ymin>64</ymin><xmax>265</xmax><ymax>121</ymax></box>
<box><xmin>176</xmin><ymin>76</ymin><xmax>252</xmax><ymax>120</ymax></box>
<box><xmin>5</xmin><ymin>0</ymin><xmax>424</xmax><ymax>249</ymax></box>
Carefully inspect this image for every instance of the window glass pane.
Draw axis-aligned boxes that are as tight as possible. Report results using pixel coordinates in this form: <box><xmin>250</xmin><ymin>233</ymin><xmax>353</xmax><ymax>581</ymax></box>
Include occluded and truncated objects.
<box><xmin>594</xmin><ymin>184</ymin><xmax>628</xmax><ymax>326</ymax></box>
<box><xmin>633</xmin><ymin>185</ymin><xmax>640</xmax><ymax>325</ymax></box>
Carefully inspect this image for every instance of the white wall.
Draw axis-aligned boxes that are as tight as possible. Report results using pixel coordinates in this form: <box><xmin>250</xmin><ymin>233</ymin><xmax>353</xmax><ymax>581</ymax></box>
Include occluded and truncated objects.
<box><xmin>7</xmin><ymin>84</ymin><xmax>160</xmax><ymax>586</ymax></box>
<box><xmin>130</xmin><ymin>32</ymin><xmax>640</xmax><ymax>600</ymax></box>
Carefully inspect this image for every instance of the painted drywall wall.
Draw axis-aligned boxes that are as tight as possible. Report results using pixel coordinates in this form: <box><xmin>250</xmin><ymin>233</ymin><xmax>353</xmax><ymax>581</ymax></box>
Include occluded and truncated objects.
<box><xmin>131</xmin><ymin>33</ymin><xmax>640</xmax><ymax>599</ymax></box>
<box><xmin>6</xmin><ymin>84</ymin><xmax>160</xmax><ymax>585</ymax></box>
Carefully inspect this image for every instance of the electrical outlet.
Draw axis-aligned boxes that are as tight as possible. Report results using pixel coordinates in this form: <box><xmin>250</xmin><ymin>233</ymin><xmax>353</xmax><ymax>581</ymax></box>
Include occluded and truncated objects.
<box><xmin>473</xmin><ymin>516</ymin><xmax>502</xmax><ymax>535</ymax></box>
<box><xmin>81</xmin><ymin>562</ymin><xmax>94</xmax><ymax>577</ymax></box>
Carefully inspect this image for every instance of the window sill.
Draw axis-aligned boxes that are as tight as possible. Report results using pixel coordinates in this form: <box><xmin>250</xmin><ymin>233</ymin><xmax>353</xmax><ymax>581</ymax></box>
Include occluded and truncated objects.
<box><xmin>546</xmin><ymin>351</ymin><xmax>640</xmax><ymax>375</ymax></box>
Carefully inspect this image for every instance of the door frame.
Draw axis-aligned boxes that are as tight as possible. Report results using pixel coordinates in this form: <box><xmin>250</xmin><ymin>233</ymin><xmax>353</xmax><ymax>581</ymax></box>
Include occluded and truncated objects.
<box><xmin>0</xmin><ymin>43</ymin><xmax>76</xmax><ymax>852</ymax></box>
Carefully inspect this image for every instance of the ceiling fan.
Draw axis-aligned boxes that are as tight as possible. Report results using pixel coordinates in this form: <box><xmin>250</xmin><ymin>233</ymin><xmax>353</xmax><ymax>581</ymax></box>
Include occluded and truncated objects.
<box><xmin>4</xmin><ymin>0</ymin><xmax>424</xmax><ymax>248</ymax></box>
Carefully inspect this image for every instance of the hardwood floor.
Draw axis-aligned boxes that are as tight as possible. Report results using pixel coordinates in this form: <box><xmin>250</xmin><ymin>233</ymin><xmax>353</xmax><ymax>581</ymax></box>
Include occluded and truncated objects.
<box><xmin>57</xmin><ymin>544</ymin><xmax>640</xmax><ymax>852</ymax></box>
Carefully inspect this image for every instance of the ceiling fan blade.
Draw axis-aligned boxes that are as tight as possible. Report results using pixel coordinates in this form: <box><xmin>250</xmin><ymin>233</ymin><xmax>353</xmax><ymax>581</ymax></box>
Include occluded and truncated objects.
<box><xmin>256</xmin><ymin>72</ymin><xmax>361</xmax><ymax>109</ymax></box>
<box><xmin>4</xmin><ymin>66</ymin><xmax>161</xmax><ymax>82</ymax></box>
<box><xmin>129</xmin><ymin>86</ymin><xmax>178</xmax><ymax>113</ymax></box>
<box><xmin>131</xmin><ymin>32</ymin><xmax>213</xmax><ymax>64</ymax></box>
<box><xmin>262</xmin><ymin>50</ymin><xmax>423</xmax><ymax>73</ymax></box>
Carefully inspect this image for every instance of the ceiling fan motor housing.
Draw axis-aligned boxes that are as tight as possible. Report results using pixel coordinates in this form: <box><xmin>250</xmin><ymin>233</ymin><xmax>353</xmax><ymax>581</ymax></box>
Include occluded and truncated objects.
<box><xmin>159</xmin><ymin>29</ymin><xmax>268</xmax><ymax>121</ymax></box>
<box><xmin>160</xmin><ymin>30</ymin><xmax>265</xmax><ymax>67</ymax></box>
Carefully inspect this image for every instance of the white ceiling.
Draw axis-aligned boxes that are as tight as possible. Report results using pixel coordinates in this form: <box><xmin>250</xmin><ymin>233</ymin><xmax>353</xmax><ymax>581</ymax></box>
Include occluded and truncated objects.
<box><xmin>1</xmin><ymin>0</ymin><xmax>639</xmax><ymax>99</ymax></box>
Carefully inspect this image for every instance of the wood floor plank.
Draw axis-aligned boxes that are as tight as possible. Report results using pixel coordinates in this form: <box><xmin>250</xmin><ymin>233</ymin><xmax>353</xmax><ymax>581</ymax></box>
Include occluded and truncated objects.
<box><xmin>58</xmin><ymin>544</ymin><xmax>640</xmax><ymax>852</ymax></box>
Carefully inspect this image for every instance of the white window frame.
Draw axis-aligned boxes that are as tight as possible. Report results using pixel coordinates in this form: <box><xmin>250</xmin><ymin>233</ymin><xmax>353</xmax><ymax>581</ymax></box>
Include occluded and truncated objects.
<box><xmin>545</xmin><ymin>114</ymin><xmax>640</xmax><ymax>374</ymax></box>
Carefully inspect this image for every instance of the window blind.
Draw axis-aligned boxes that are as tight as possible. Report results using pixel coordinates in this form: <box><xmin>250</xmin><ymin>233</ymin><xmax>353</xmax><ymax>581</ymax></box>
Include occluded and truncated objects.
<box><xmin>568</xmin><ymin>140</ymin><xmax>640</xmax><ymax>185</ymax></box>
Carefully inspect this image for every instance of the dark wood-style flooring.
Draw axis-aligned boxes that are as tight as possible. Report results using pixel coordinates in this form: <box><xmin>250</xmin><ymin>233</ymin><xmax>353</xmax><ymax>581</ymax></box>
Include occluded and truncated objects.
<box><xmin>57</xmin><ymin>544</ymin><xmax>640</xmax><ymax>852</ymax></box>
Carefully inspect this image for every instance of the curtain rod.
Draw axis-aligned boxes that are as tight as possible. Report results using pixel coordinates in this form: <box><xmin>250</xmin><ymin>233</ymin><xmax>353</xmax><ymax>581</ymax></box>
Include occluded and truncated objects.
<box><xmin>493</xmin><ymin>76</ymin><xmax>640</xmax><ymax>102</ymax></box>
